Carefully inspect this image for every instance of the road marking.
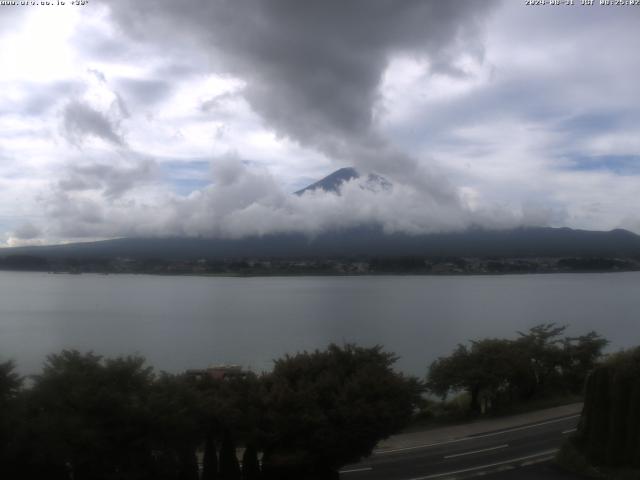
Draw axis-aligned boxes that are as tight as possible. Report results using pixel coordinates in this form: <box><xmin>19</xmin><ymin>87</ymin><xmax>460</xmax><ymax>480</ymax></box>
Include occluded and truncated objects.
<box><xmin>562</xmin><ymin>428</ymin><xmax>577</xmax><ymax>434</ymax></box>
<box><xmin>339</xmin><ymin>467</ymin><xmax>373</xmax><ymax>474</ymax></box>
<box><xmin>443</xmin><ymin>444</ymin><xmax>509</xmax><ymax>459</ymax></box>
<box><xmin>375</xmin><ymin>414</ymin><xmax>580</xmax><ymax>455</ymax></box>
<box><xmin>407</xmin><ymin>449</ymin><xmax>558</xmax><ymax>480</ymax></box>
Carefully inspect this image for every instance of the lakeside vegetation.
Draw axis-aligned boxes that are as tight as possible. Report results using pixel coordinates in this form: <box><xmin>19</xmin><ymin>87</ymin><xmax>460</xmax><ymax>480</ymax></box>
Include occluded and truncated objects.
<box><xmin>0</xmin><ymin>325</ymin><xmax>615</xmax><ymax>479</ymax></box>
<box><xmin>1</xmin><ymin>253</ymin><xmax>639</xmax><ymax>276</ymax></box>
<box><xmin>426</xmin><ymin>324</ymin><xmax>607</xmax><ymax>417</ymax></box>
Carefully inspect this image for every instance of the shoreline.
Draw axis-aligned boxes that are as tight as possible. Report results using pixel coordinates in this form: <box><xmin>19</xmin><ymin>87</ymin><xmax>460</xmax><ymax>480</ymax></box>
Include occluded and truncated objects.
<box><xmin>1</xmin><ymin>268</ymin><xmax>637</xmax><ymax>278</ymax></box>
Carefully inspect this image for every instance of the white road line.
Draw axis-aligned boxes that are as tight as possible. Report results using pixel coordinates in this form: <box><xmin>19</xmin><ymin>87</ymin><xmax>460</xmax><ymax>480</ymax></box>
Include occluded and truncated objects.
<box><xmin>562</xmin><ymin>428</ymin><xmax>577</xmax><ymax>434</ymax></box>
<box><xmin>375</xmin><ymin>414</ymin><xmax>580</xmax><ymax>455</ymax></box>
<box><xmin>339</xmin><ymin>467</ymin><xmax>373</xmax><ymax>474</ymax></box>
<box><xmin>407</xmin><ymin>449</ymin><xmax>559</xmax><ymax>480</ymax></box>
<box><xmin>443</xmin><ymin>444</ymin><xmax>509</xmax><ymax>459</ymax></box>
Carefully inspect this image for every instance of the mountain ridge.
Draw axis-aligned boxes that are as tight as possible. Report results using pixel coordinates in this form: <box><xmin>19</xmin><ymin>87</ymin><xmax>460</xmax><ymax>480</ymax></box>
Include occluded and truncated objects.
<box><xmin>294</xmin><ymin>167</ymin><xmax>360</xmax><ymax>195</ymax></box>
<box><xmin>3</xmin><ymin>226</ymin><xmax>640</xmax><ymax>261</ymax></box>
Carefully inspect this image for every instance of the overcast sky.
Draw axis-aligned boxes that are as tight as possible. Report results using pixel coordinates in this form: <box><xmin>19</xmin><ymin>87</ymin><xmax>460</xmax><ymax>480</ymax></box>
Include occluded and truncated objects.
<box><xmin>1</xmin><ymin>0</ymin><xmax>639</xmax><ymax>245</ymax></box>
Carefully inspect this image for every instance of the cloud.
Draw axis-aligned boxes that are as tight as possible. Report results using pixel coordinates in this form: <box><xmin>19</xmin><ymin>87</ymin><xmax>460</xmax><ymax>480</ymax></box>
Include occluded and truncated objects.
<box><xmin>2</xmin><ymin>2</ymin><xmax>640</xmax><ymax>243</ymax></box>
<box><xmin>98</xmin><ymin>0</ymin><xmax>498</xmax><ymax>193</ymax></box>
<box><xmin>200</xmin><ymin>91</ymin><xmax>242</xmax><ymax>113</ymax></box>
<box><xmin>12</xmin><ymin>222</ymin><xmax>41</xmax><ymax>240</ymax></box>
<box><xmin>114</xmin><ymin>78</ymin><xmax>173</xmax><ymax>106</ymax></box>
<box><xmin>46</xmin><ymin>191</ymin><xmax>107</xmax><ymax>239</ymax></box>
<box><xmin>0</xmin><ymin>80</ymin><xmax>78</xmax><ymax>118</ymax></box>
<box><xmin>63</xmin><ymin>100</ymin><xmax>125</xmax><ymax>146</ymax></box>
<box><xmin>57</xmin><ymin>157</ymin><xmax>159</xmax><ymax>199</ymax></box>
<box><xmin>38</xmin><ymin>156</ymin><xmax>533</xmax><ymax>242</ymax></box>
<box><xmin>0</xmin><ymin>6</ymin><xmax>28</xmax><ymax>32</ymax></box>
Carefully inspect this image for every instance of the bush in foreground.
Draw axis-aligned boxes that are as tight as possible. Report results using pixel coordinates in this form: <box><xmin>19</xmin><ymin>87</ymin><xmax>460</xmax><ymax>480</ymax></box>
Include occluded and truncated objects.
<box><xmin>558</xmin><ymin>346</ymin><xmax>640</xmax><ymax>478</ymax></box>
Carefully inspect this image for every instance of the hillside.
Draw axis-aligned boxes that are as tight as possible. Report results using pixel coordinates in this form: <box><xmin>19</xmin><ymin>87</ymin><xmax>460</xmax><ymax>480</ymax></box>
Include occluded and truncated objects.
<box><xmin>3</xmin><ymin>226</ymin><xmax>640</xmax><ymax>261</ymax></box>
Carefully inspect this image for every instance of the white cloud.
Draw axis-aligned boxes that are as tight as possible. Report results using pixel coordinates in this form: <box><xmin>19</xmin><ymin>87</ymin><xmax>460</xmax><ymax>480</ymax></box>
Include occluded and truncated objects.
<box><xmin>1</xmin><ymin>1</ymin><xmax>640</xmax><ymax>244</ymax></box>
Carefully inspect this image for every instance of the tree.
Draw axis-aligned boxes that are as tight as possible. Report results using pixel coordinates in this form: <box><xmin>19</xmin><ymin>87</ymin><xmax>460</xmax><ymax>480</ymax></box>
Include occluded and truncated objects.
<box><xmin>23</xmin><ymin>350</ymin><xmax>156</xmax><ymax>480</ymax></box>
<box><xmin>0</xmin><ymin>360</ymin><xmax>23</xmax><ymax>478</ymax></box>
<box><xmin>515</xmin><ymin>323</ymin><xmax>567</xmax><ymax>397</ymax></box>
<box><xmin>0</xmin><ymin>360</ymin><xmax>21</xmax><ymax>402</ymax></box>
<box><xmin>202</xmin><ymin>432</ymin><xmax>219</xmax><ymax>480</ymax></box>
<box><xmin>260</xmin><ymin>344</ymin><xmax>422</xmax><ymax>479</ymax></box>
<box><xmin>427</xmin><ymin>339</ymin><xmax>527</xmax><ymax>414</ymax></box>
<box><xmin>427</xmin><ymin>325</ymin><xmax>608</xmax><ymax>415</ymax></box>
<box><xmin>148</xmin><ymin>373</ymin><xmax>208</xmax><ymax>479</ymax></box>
<box><xmin>427</xmin><ymin>344</ymin><xmax>470</xmax><ymax>399</ymax></box>
<box><xmin>178</xmin><ymin>448</ymin><xmax>199</xmax><ymax>480</ymax></box>
<box><xmin>560</xmin><ymin>331</ymin><xmax>608</xmax><ymax>393</ymax></box>
<box><xmin>220</xmin><ymin>429</ymin><xmax>241</xmax><ymax>480</ymax></box>
<box><xmin>192</xmin><ymin>371</ymin><xmax>265</xmax><ymax>479</ymax></box>
<box><xmin>242</xmin><ymin>444</ymin><xmax>261</xmax><ymax>479</ymax></box>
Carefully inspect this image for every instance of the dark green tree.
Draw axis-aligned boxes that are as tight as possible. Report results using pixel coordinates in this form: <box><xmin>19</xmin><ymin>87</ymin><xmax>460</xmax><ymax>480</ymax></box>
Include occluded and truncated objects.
<box><xmin>560</xmin><ymin>331</ymin><xmax>608</xmax><ymax>393</ymax></box>
<box><xmin>148</xmin><ymin>373</ymin><xmax>208</xmax><ymax>479</ymax></box>
<box><xmin>202</xmin><ymin>432</ymin><xmax>219</xmax><ymax>480</ymax></box>
<box><xmin>242</xmin><ymin>444</ymin><xmax>261</xmax><ymax>480</ymax></box>
<box><xmin>178</xmin><ymin>448</ymin><xmax>200</xmax><ymax>480</ymax></box>
<box><xmin>428</xmin><ymin>339</ymin><xmax>528</xmax><ymax>414</ymax></box>
<box><xmin>20</xmin><ymin>350</ymin><xmax>156</xmax><ymax>479</ymax></box>
<box><xmin>260</xmin><ymin>344</ymin><xmax>422</xmax><ymax>479</ymax></box>
<box><xmin>515</xmin><ymin>323</ymin><xmax>567</xmax><ymax>397</ymax></box>
<box><xmin>220</xmin><ymin>429</ymin><xmax>241</xmax><ymax>480</ymax></box>
<box><xmin>427</xmin><ymin>325</ymin><xmax>608</xmax><ymax>415</ymax></box>
<box><xmin>0</xmin><ymin>360</ymin><xmax>21</xmax><ymax>401</ymax></box>
<box><xmin>0</xmin><ymin>360</ymin><xmax>23</xmax><ymax>478</ymax></box>
<box><xmin>427</xmin><ymin>344</ymin><xmax>470</xmax><ymax>400</ymax></box>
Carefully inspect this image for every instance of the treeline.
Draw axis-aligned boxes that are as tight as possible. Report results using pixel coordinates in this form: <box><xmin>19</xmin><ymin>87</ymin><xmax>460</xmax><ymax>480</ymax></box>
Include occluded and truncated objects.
<box><xmin>0</xmin><ymin>327</ymin><xmax>610</xmax><ymax>479</ymax></box>
<box><xmin>427</xmin><ymin>324</ymin><xmax>608</xmax><ymax>415</ymax></box>
<box><xmin>0</xmin><ymin>255</ymin><xmax>50</xmax><ymax>271</ymax></box>
<box><xmin>0</xmin><ymin>345</ymin><xmax>421</xmax><ymax>480</ymax></box>
<box><xmin>1</xmin><ymin>254</ymin><xmax>639</xmax><ymax>276</ymax></box>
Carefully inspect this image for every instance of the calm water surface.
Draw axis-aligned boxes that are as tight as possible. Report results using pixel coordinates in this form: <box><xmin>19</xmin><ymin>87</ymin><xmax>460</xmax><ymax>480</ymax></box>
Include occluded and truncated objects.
<box><xmin>0</xmin><ymin>271</ymin><xmax>638</xmax><ymax>376</ymax></box>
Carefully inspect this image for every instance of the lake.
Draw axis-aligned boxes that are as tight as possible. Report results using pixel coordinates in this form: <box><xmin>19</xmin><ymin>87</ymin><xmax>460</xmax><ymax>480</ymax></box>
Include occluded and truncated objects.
<box><xmin>0</xmin><ymin>271</ymin><xmax>638</xmax><ymax>376</ymax></box>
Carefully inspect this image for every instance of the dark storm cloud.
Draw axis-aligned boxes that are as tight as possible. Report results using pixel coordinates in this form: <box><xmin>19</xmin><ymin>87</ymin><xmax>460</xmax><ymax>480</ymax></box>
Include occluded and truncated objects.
<box><xmin>63</xmin><ymin>100</ymin><xmax>125</xmax><ymax>146</ymax></box>
<box><xmin>99</xmin><ymin>0</ymin><xmax>498</xmax><ymax>188</ymax></box>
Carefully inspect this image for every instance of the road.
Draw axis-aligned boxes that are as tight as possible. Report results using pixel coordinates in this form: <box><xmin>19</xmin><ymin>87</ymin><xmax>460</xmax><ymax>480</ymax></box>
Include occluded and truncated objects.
<box><xmin>339</xmin><ymin>414</ymin><xmax>581</xmax><ymax>480</ymax></box>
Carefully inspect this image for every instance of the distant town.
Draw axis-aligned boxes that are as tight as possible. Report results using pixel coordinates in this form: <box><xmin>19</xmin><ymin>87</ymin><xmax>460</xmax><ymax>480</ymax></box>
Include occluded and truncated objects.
<box><xmin>1</xmin><ymin>254</ymin><xmax>639</xmax><ymax>276</ymax></box>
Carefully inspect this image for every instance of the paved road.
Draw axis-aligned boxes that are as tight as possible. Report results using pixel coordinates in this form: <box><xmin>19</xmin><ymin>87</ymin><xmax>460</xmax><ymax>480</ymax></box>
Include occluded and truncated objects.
<box><xmin>477</xmin><ymin>461</ymin><xmax>587</xmax><ymax>479</ymax></box>
<box><xmin>339</xmin><ymin>414</ymin><xmax>580</xmax><ymax>480</ymax></box>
